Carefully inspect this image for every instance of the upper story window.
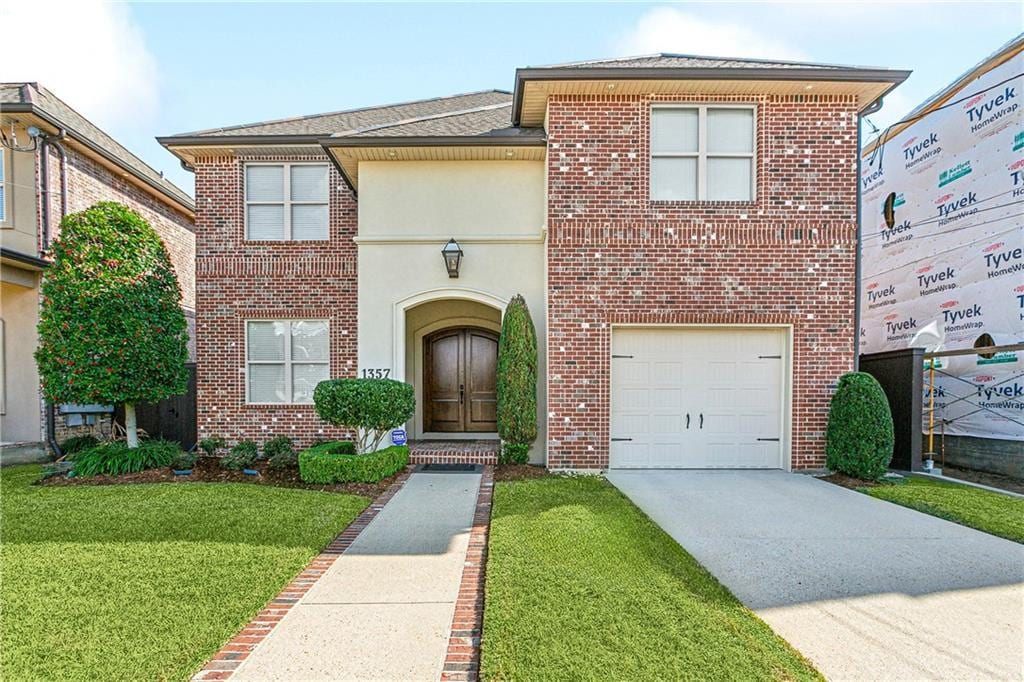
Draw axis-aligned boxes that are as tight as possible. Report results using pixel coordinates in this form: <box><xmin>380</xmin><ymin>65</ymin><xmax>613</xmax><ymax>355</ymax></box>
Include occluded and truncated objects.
<box><xmin>650</xmin><ymin>105</ymin><xmax>755</xmax><ymax>202</ymax></box>
<box><xmin>246</xmin><ymin>320</ymin><xmax>329</xmax><ymax>404</ymax></box>
<box><xmin>245</xmin><ymin>163</ymin><xmax>329</xmax><ymax>240</ymax></box>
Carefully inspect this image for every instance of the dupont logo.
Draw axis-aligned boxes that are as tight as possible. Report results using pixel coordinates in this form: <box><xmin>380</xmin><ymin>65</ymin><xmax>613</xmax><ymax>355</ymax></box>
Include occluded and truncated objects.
<box><xmin>974</xmin><ymin>375</ymin><xmax>995</xmax><ymax>383</ymax></box>
<box><xmin>1015</xmin><ymin>284</ymin><xmax>1024</xmax><ymax>294</ymax></box>
<box><xmin>1009</xmin><ymin>159</ymin><xmax>1024</xmax><ymax>172</ymax></box>
<box><xmin>935</xmin><ymin>193</ymin><xmax>954</xmax><ymax>205</ymax></box>
<box><xmin>883</xmin><ymin>312</ymin><xmax>899</xmax><ymax>321</ymax></box>
<box><xmin>962</xmin><ymin>94</ymin><xmax>986</xmax><ymax>111</ymax></box>
<box><xmin>917</xmin><ymin>265</ymin><xmax>933</xmax><ymax>274</ymax></box>
<box><xmin>983</xmin><ymin>242</ymin><xmax>1005</xmax><ymax>253</ymax></box>
<box><xmin>939</xmin><ymin>300</ymin><xmax>958</xmax><ymax>309</ymax></box>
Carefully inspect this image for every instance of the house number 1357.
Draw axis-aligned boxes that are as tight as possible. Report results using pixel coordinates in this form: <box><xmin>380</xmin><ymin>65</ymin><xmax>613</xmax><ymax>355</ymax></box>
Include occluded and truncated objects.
<box><xmin>361</xmin><ymin>368</ymin><xmax>391</xmax><ymax>379</ymax></box>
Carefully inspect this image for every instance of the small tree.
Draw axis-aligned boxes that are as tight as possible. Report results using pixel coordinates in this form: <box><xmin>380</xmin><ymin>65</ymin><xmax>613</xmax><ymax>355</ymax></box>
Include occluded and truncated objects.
<box><xmin>35</xmin><ymin>202</ymin><xmax>188</xmax><ymax>448</ymax></box>
<box><xmin>826</xmin><ymin>372</ymin><xmax>895</xmax><ymax>480</ymax></box>
<box><xmin>313</xmin><ymin>378</ymin><xmax>415</xmax><ymax>454</ymax></box>
<box><xmin>496</xmin><ymin>294</ymin><xmax>538</xmax><ymax>464</ymax></box>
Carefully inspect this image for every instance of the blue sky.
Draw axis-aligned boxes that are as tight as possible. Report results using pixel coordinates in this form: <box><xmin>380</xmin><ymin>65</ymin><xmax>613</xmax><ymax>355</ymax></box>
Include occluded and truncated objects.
<box><xmin>2</xmin><ymin>2</ymin><xmax>1019</xmax><ymax>195</ymax></box>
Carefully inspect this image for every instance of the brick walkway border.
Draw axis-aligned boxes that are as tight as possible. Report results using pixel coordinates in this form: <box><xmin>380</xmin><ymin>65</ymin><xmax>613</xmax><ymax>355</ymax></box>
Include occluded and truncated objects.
<box><xmin>441</xmin><ymin>465</ymin><xmax>495</xmax><ymax>681</ymax></box>
<box><xmin>191</xmin><ymin>468</ymin><xmax>413</xmax><ymax>681</ymax></box>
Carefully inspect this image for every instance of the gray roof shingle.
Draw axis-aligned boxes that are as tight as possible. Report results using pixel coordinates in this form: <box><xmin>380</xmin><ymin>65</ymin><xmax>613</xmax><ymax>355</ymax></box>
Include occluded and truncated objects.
<box><xmin>0</xmin><ymin>82</ymin><xmax>194</xmax><ymax>210</ymax></box>
<box><xmin>179</xmin><ymin>90</ymin><xmax>515</xmax><ymax>138</ymax></box>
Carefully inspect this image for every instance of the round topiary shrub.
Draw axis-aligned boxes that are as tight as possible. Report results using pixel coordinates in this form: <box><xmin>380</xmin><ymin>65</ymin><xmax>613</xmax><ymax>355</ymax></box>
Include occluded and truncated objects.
<box><xmin>826</xmin><ymin>372</ymin><xmax>895</xmax><ymax>480</ymax></box>
<box><xmin>313</xmin><ymin>378</ymin><xmax>415</xmax><ymax>454</ymax></box>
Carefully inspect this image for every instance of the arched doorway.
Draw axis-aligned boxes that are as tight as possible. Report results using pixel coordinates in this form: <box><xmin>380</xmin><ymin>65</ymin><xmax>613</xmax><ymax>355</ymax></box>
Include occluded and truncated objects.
<box><xmin>423</xmin><ymin>327</ymin><xmax>498</xmax><ymax>433</ymax></box>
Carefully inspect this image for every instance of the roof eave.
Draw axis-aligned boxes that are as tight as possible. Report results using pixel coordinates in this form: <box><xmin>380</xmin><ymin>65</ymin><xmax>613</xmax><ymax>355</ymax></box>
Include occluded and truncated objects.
<box><xmin>320</xmin><ymin>134</ymin><xmax>546</xmax><ymax>148</ymax></box>
<box><xmin>511</xmin><ymin>66</ymin><xmax>913</xmax><ymax>124</ymax></box>
<box><xmin>4</xmin><ymin>103</ymin><xmax>195</xmax><ymax>215</ymax></box>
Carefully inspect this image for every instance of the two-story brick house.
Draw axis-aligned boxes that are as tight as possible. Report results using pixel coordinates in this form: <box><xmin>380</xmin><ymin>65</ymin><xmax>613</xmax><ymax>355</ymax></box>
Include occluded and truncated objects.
<box><xmin>159</xmin><ymin>54</ymin><xmax>908</xmax><ymax>470</ymax></box>
<box><xmin>1</xmin><ymin>83</ymin><xmax>195</xmax><ymax>459</ymax></box>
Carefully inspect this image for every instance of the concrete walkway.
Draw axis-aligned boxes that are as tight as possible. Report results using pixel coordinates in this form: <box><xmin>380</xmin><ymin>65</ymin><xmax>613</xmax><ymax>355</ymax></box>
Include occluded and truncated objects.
<box><xmin>608</xmin><ymin>470</ymin><xmax>1024</xmax><ymax>681</ymax></box>
<box><xmin>232</xmin><ymin>471</ymin><xmax>482</xmax><ymax>681</ymax></box>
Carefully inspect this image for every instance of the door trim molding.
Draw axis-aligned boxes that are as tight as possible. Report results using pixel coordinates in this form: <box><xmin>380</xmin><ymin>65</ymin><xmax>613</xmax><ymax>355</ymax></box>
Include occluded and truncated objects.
<box><xmin>393</xmin><ymin>288</ymin><xmax>508</xmax><ymax>383</ymax></box>
<box><xmin>609</xmin><ymin>323</ymin><xmax>794</xmax><ymax>472</ymax></box>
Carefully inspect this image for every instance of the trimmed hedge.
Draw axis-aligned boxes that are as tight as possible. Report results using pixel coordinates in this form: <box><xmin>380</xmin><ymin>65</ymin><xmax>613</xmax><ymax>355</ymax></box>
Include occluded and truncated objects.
<box><xmin>72</xmin><ymin>439</ymin><xmax>182</xmax><ymax>477</ymax></box>
<box><xmin>826</xmin><ymin>372</ymin><xmax>895</xmax><ymax>480</ymax></box>
<box><xmin>299</xmin><ymin>444</ymin><xmax>408</xmax><ymax>484</ymax></box>
<box><xmin>496</xmin><ymin>294</ymin><xmax>538</xmax><ymax>464</ymax></box>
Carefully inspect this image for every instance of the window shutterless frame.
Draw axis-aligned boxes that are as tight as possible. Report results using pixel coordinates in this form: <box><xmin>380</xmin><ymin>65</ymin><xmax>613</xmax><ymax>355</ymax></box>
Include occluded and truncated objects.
<box><xmin>244</xmin><ymin>320</ymin><xmax>330</xmax><ymax>404</ymax></box>
<box><xmin>650</xmin><ymin>104</ymin><xmax>757</xmax><ymax>202</ymax></box>
<box><xmin>243</xmin><ymin>162</ymin><xmax>329</xmax><ymax>241</ymax></box>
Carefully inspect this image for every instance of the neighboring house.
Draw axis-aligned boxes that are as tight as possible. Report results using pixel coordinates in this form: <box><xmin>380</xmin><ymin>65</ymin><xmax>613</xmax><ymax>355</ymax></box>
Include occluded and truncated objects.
<box><xmin>859</xmin><ymin>36</ymin><xmax>1023</xmax><ymax>476</ymax></box>
<box><xmin>0</xmin><ymin>83</ymin><xmax>195</xmax><ymax>457</ymax></box>
<box><xmin>159</xmin><ymin>54</ymin><xmax>908</xmax><ymax>470</ymax></box>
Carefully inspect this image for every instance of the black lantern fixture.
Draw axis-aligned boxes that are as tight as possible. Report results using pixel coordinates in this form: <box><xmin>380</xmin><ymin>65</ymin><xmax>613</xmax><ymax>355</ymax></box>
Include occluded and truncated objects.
<box><xmin>441</xmin><ymin>238</ymin><xmax>463</xmax><ymax>278</ymax></box>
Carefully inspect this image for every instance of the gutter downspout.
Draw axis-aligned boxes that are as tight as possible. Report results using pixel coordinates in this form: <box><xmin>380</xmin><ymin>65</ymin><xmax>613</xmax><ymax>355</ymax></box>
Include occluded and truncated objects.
<box><xmin>40</xmin><ymin>131</ymin><xmax>69</xmax><ymax>458</ymax></box>
<box><xmin>854</xmin><ymin>98</ymin><xmax>885</xmax><ymax>372</ymax></box>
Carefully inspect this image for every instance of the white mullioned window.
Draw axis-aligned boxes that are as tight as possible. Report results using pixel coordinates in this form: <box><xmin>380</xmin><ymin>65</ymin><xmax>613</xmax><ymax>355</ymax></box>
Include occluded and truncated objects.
<box><xmin>244</xmin><ymin>163</ymin><xmax>329</xmax><ymax>240</ymax></box>
<box><xmin>650</xmin><ymin>105</ymin><xmax>756</xmax><ymax>202</ymax></box>
<box><xmin>246</xmin><ymin>320</ymin><xmax>330</xmax><ymax>404</ymax></box>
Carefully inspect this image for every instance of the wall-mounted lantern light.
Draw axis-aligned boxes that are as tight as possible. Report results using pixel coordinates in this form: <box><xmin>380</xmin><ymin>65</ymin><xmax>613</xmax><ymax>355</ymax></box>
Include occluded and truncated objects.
<box><xmin>442</xmin><ymin>238</ymin><xmax>463</xmax><ymax>278</ymax></box>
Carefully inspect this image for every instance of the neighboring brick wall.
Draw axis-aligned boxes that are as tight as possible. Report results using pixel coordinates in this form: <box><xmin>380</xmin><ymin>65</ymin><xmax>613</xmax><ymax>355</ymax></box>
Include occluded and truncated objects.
<box><xmin>545</xmin><ymin>94</ymin><xmax>860</xmax><ymax>470</ymax></box>
<box><xmin>192</xmin><ymin>154</ymin><xmax>357</xmax><ymax>447</ymax></box>
<box><xmin>40</xmin><ymin>147</ymin><xmax>196</xmax><ymax>311</ymax></box>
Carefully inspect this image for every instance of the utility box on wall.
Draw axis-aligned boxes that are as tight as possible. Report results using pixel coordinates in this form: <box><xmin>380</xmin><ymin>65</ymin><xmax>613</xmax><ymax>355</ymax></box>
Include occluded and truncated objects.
<box><xmin>859</xmin><ymin>348</ymin><xmax>924</xmax><ymax>472</ymax></box>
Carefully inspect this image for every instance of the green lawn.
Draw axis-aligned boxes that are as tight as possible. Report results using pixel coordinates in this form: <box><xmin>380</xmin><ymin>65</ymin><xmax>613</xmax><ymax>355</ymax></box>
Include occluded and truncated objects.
<box><xmin>1</xmin><ymin>464</ymin><xmax>368</xmax><ymax>681</ymax></box>
<box><xmin>481</xmin><ymin>476</ymin><xmax>820</xmax><ymax>681</ymax></box>
<box><xmin>864</xmin><ymin>477</ymin><xmax>1024</xmax><ymax>544</ymax></box>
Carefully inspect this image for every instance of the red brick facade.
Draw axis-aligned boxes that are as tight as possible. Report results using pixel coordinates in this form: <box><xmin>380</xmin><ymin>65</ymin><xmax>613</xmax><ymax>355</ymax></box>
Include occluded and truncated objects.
<box><xmin>192</xmin><ymin>154</ymin><xmax>357</xmax><ymax>446</ymax></box>
<box><xmin>545</xmin><ymin>94</ymin><xmax>860</xmax><ymax>469</ymax></box>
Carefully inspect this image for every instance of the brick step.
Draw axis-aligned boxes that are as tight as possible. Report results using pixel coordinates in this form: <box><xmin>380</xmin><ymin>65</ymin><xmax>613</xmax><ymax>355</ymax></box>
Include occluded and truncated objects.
<box><xmin>409</xmin><ymin>440</ymin><xmax>499</xmax><ymax>465</ymax></box>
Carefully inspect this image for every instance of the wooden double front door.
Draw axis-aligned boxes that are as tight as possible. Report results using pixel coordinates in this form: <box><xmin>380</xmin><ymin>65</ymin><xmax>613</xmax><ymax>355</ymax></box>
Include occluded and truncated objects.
<box><xmin>424</xmin><ymin>327</ymin><xmax>498</xmax><ymax>432</ymax></box>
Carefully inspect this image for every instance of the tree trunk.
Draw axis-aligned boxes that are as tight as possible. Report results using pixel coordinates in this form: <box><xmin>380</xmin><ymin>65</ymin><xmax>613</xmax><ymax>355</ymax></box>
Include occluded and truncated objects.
<box><xmin>124</xmin><ymin>403</ymin><xmax>139</xmax><ymax>448</ymax></box>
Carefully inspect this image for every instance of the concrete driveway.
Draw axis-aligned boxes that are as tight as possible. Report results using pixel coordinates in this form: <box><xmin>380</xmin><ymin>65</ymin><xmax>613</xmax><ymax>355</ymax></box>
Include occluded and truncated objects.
<box><xmin>608</xmin><ymin>470</ymin><xmax>1024</xmax><ymax>681</ymax></box>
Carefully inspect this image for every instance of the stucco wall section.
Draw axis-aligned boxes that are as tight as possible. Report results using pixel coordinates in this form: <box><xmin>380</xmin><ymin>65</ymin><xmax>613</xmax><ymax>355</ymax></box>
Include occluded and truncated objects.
<box><xmin>0</xmin><ymin>279</ymin><xmax>41</xmax><ymax>443</ymax></box>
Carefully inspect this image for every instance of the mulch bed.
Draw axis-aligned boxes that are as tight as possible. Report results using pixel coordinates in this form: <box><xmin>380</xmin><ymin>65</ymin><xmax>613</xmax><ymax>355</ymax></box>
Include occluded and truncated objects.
<box><xmin>941</xmin><ymin>465</ymin><xmax>1024</xmax><ymax>495</ymax></box>
<box><xmin>492</xmin><ymin>464</ymin><xmax>552</xmax><ymax>482</ymax></box>
<box><xmin>36</xmin><ymin>457</ymin><xmax>402</xmax><ymax>498</ymax></box>
<box><xmin>820</xmin><ymin>472</ymin><xmax>880</xmax><ymax>490</ymax></box>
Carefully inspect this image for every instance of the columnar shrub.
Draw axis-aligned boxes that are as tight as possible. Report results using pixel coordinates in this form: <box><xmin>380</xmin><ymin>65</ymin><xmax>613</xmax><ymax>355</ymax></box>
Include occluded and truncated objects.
<box><xmin>496</xmin><ymin>294</ymin><xmax>537</xmax><ymax>464</ymax></box>
<box><xmin>826</xmin><ymin>372</ymin><xmax>895</xmax><ymax>480</ymax></box>
<box><xmin>35</xmin><ymin>202</ymin><xmax>189</xmax><ymax>448</ymax></box>
<box><xmin>313</xmin><ymin>379</ymin><xmax>415</xmax><ymax>454</ymax></box>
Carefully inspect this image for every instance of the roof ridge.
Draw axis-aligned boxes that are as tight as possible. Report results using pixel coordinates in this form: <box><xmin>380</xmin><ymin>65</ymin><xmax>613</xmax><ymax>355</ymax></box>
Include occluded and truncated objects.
<box><xmin>175</xmin><ymin>89</ymin><xmax>513</xmax><ymax>137</ymax></box>
<box><xmin>331</xmin><ymin>101</ymin><xmax>511</xmax><ymax>138</ymax></box>
<box><xmin>527</xmin><ymin>52</ymin><xmax>885</xmax><ymax>71</ymax></box>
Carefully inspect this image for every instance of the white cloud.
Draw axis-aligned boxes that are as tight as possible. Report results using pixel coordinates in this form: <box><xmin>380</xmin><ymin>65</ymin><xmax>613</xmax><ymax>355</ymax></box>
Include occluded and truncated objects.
<box><xmin>0</xmin><ymin>0</ymin><xmax>159</xmax><ymax>129</ymax></box>
<box><xmin>615</xmin><ymin>7</ymin><xmax>809</xmax><ymax>62</ymax></box>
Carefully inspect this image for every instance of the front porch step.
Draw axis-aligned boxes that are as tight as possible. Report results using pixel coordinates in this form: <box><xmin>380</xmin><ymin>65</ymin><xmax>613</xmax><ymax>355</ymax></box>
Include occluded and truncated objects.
<box><xmin>408</xmin><ymin>439</ymin><xmax>499</xmax><ymax>465</ymax></box>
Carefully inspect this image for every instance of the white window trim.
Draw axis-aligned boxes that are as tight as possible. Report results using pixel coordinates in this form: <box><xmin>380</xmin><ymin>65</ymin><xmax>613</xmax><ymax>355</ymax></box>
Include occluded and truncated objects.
<box><xmin>0</xmin><ymin>148</ymin><xmax>7</xmax><ymax>223</ymax></box>
<box><xmin>245</xmin><ymin>319</ymin><xmax>330</xmax><ymax>404</ymax></box>
<box><xmin>243</xmin><ymin>162</ymin><xmax>330</xmax><ymax>241</ymax></box>
<box><xmin>650</xmin><ymin>104</ymin><xmax>757</xmax><ymax>202</ymax></box>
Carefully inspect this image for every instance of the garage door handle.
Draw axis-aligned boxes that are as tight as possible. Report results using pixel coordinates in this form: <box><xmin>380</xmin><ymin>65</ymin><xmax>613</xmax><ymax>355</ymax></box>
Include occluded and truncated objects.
<box><xmin>759</xmin><ymin>355</ymin><xmax>782</xmax><ymax>359</ymax></box>
<box><xmin>685</xmin><ymin>413</ymin><xmax>690</xmax><ymax>429</ymax></box>
<box><xmin>699</xmin><ymin>413</ymin><xmax>703</xmax><ymax>429</ymax></box>
<box><xmin>611</xmin><ymin>438</ymin><xmax>633</xmax><ymax>442</ymax></box>
<box><xmin>757</xmin><ymin>438</ymin><xmax>780</xmax><ymax>442</ymax></box>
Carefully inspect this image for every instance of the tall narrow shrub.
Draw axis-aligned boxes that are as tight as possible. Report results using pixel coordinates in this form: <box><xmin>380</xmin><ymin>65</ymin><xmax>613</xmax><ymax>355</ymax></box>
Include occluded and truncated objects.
<box><xmin>35</xmin><ymin>202</ymin><xmax>189</xmax><ymax>448</ymax></box>
<box><xmin>496</xmin><ymin>294</ymin><xmax>537</xmax><ymax>464</ymax></box>
<box><xmin>826</xmin><ymin>372</ymin><xmax>895</xmax><ymax>480</ymax></box>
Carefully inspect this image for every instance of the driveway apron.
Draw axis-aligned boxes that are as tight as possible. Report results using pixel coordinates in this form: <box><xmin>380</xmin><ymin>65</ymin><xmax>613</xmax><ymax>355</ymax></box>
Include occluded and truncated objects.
<box><xmin>608</xmin><ymin>469</ymin><xmax>1024</xmax><ymax>681</ymax></box>
<box><xmin>232</xmin><ymin>471</ymin><xmax>481</xmax><ymax>681</ymax></box>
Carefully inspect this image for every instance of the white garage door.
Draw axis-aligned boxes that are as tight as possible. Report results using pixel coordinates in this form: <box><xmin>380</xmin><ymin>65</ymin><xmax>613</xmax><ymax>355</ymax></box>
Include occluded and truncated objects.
<box><xmin>610</xmin><ymin>327</ymin><xmax>787</xmax><ymax>469</ymax></box>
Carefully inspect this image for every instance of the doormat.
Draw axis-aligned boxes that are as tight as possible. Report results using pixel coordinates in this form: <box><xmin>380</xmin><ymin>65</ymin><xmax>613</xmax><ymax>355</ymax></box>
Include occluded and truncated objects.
<box><xmin>419</xmin><ymin>463</ymin><xmax>482</xmax><ymax>473</ymax></box>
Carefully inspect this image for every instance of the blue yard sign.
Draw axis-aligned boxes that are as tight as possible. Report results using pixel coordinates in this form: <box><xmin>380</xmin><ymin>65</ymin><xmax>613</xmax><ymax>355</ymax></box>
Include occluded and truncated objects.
<box><xmin>391</xmin><ymin>428</ymin><xmax>407</xmax><ymax>446</ymax></box>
